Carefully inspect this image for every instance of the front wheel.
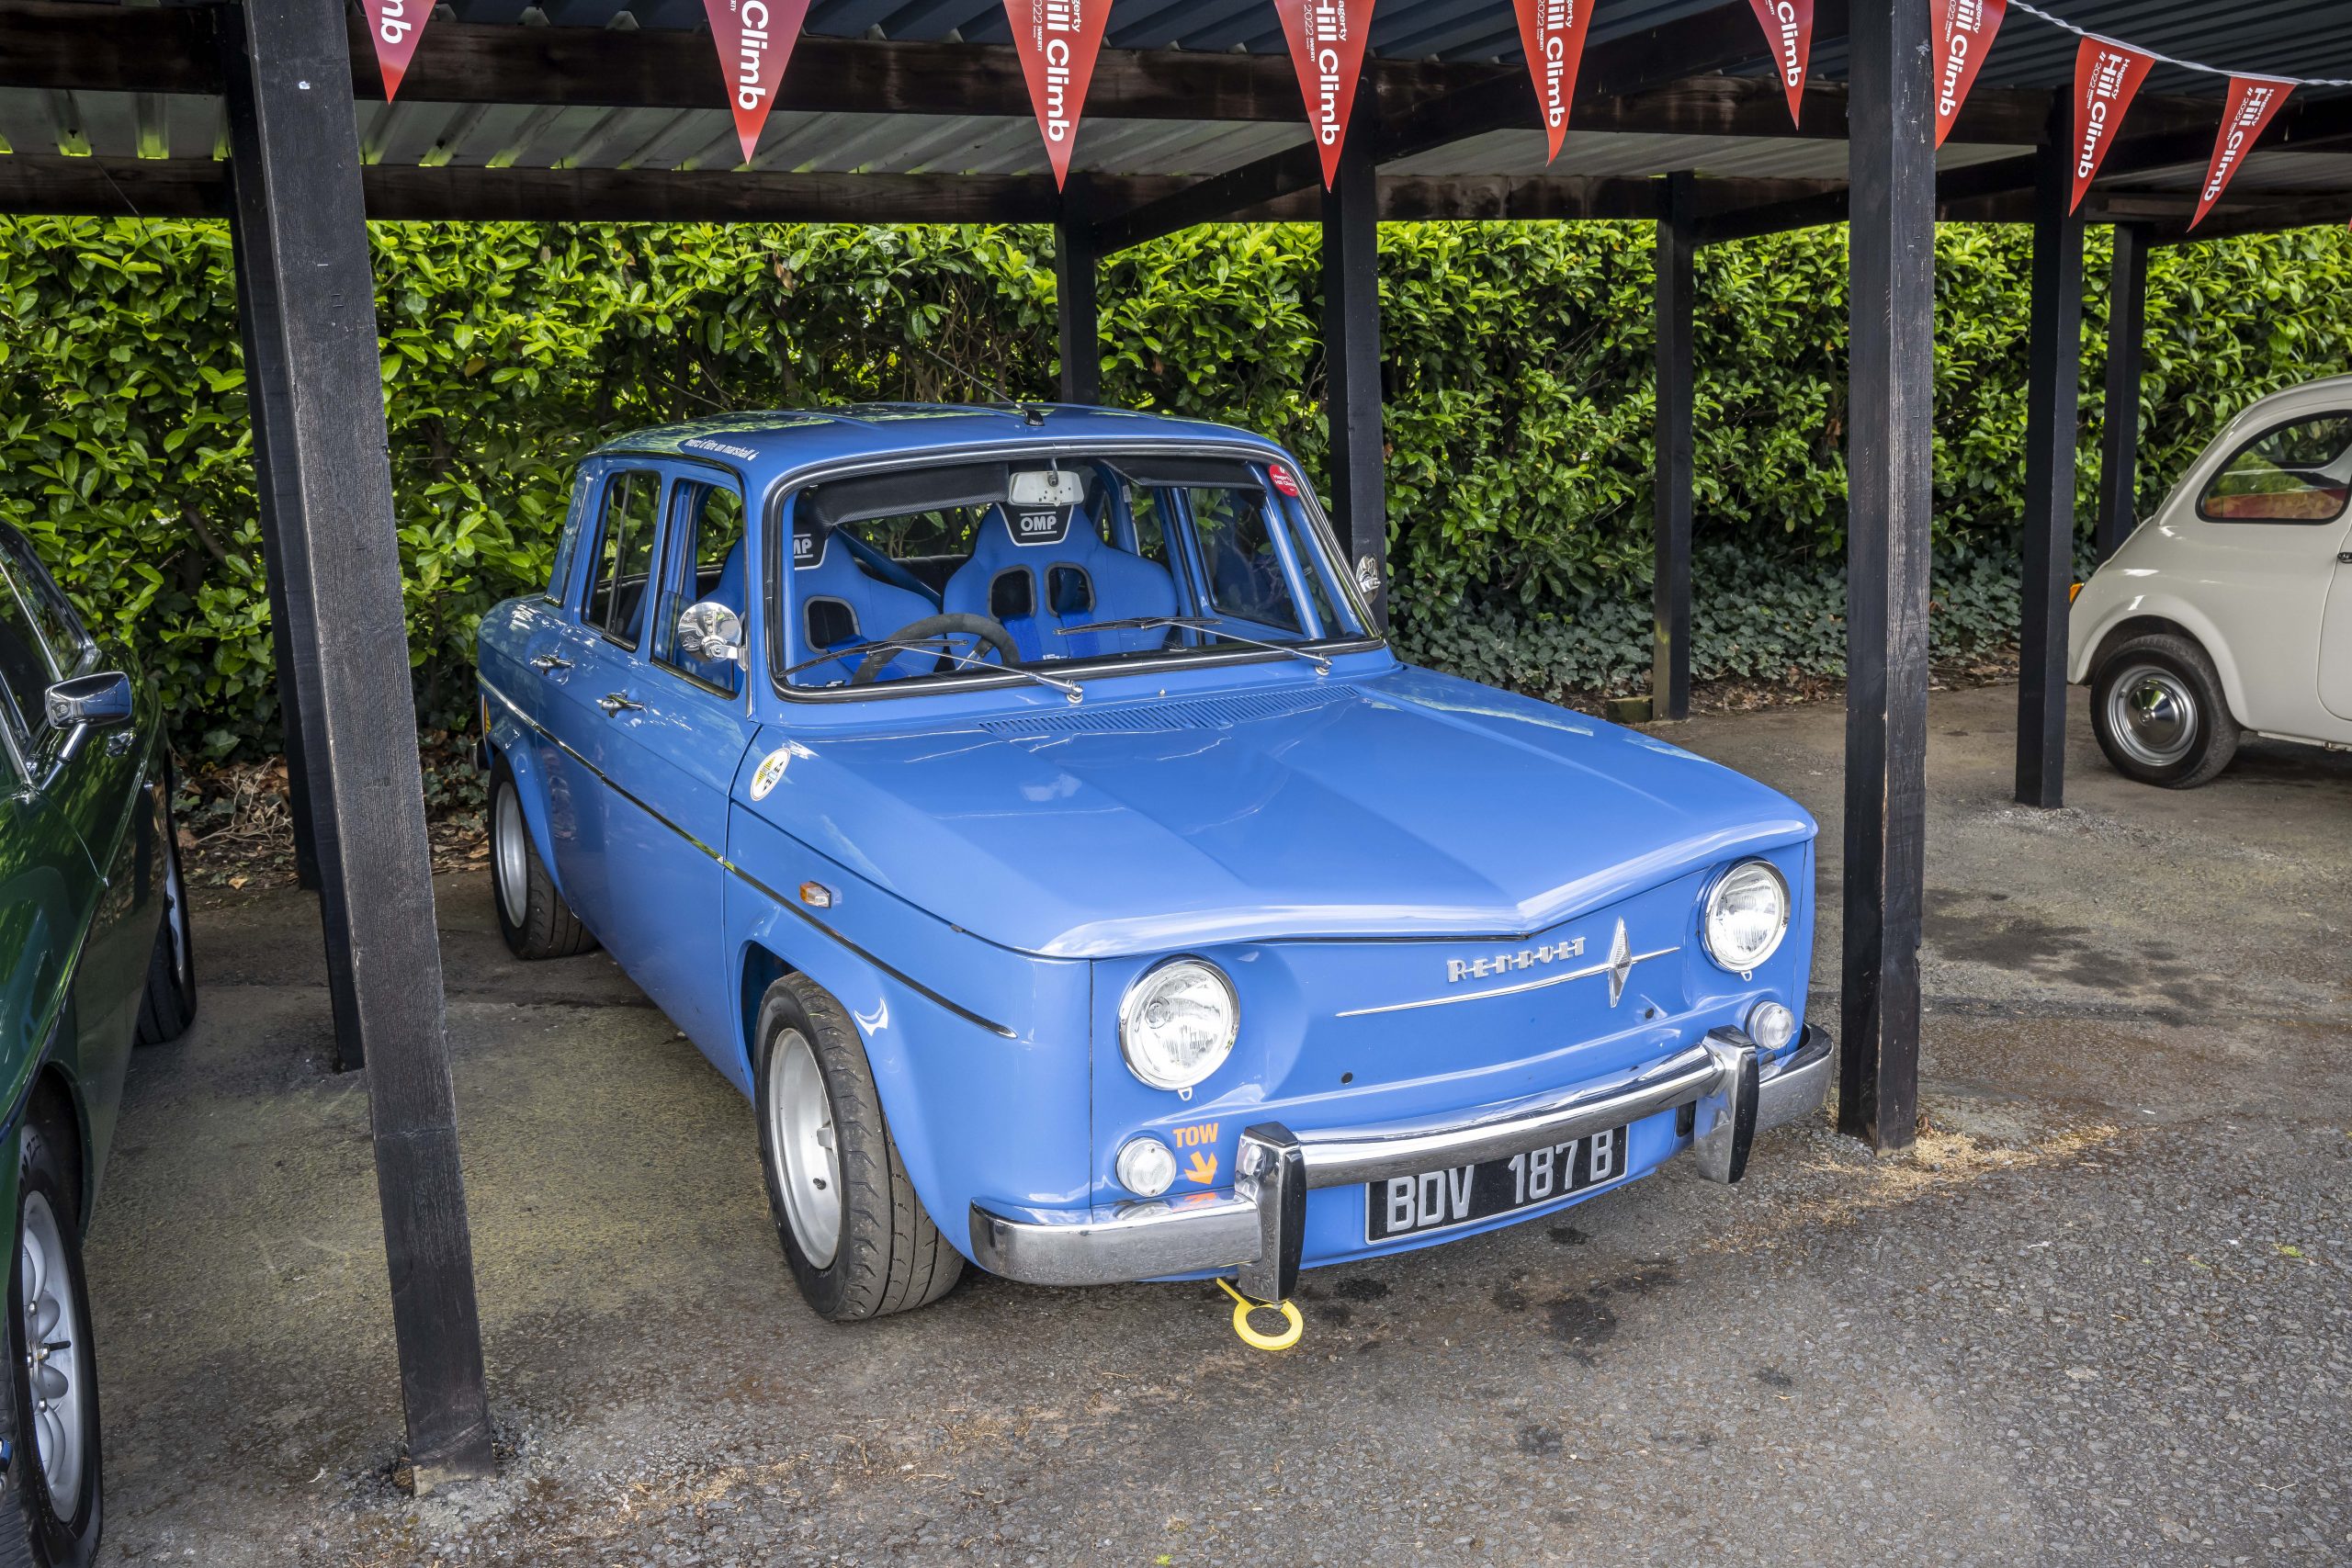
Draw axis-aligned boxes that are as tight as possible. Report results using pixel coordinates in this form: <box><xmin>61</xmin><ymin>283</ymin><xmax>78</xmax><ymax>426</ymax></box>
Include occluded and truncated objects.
<box><xmin>752</xmin><ymin>976</ymin><xmax>962</xmax><ymax>1322</ymax></box>
<box><xmin>2089</xmin><ymin>633</ymin><xmax>2240</xmax><ymax>788</ymax></box>
<box><xmin>0</xmin><ymin>1126</ymin><xmax>102</xmax><ymax>1568</ymax></box>
<box><xmin>132</xmin><ymin>791</ymin><xmax>195</xmax><ymax>1047</ymax></box>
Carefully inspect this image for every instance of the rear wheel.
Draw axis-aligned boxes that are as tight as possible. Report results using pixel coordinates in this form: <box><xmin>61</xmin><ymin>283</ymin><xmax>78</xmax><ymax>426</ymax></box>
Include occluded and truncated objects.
<box><xmin>1</xmin><ymin>1126</ymin><xmax>101</xmax><ymax>1568</ymax></box>
<box><xmin>2089</xmin><ymin>633</ymin><xmax>2240</xmax><ymax>788</ymax></box>
<box><xmin>488</xmin><ymin>756</ymin><xmax>594</xmax><ymax>960</ymax></box>
<box><xmin>753</xmin><ymin>976</ymin><xmax>961</xmax><ymax>1322</ymax></box>
<box><xmin>132</xmin><ymin>794</ymin><xmax>195</xmax><ymax>1047</ymax></box>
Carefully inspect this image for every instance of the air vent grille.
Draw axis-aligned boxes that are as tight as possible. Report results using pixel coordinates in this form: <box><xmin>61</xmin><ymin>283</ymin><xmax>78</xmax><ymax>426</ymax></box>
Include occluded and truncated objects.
<box><xmin>980</xmin><ymin>683</ymin><xmax>1358</xmax><ymax>738</ymax></box>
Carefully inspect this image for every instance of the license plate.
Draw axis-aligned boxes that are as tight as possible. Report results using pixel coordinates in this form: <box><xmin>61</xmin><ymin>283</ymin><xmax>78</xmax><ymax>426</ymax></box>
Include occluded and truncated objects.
<box><xmin>1363</xmin><ymin>1125</ymin><xmax>1630</xmax><ymax>1244</ymax></box>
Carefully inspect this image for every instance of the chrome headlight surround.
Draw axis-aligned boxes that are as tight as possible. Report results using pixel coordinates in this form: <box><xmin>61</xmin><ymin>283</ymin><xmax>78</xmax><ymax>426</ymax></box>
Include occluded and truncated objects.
<box><xmin>1117</xmin><ymin>957</ymin><xmax>1239</xmax><ymax>1092</ymax></box>
<box><xmin>1702</xmin><ymin>859</ymin><xmax>1791</xmax><ymax>975</ymax></box>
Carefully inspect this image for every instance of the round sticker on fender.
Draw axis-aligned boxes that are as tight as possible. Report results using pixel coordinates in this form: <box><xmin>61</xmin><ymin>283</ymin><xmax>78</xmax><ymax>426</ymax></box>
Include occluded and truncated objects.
<box><xmin>750</xmin><ymin>748</ymin><xmax>792</xmax><ymax>801</ymax></box>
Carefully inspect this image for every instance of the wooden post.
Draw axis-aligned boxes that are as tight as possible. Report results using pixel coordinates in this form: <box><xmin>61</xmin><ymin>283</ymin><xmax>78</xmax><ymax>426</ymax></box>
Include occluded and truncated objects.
<box><xmin>1838</xmin><ymin>0</ymin><xmax>1934</xmax><ymax>1153</ymax></box>
<box><xmin>2018</xmin><ymin>133</ymin><xmax>2083</xmax><ymax>810</ymax></box>
<box><xmin>1652</xmin><ymin>171</ymin><xmax>1697</xmax><ymax>722</ymax></box>
<box><xmin>1321</xmin><ymin>78</ymin><xmax>1388</xmax><ymax>628</ymax></box>
<box><xmin>1055</xmin><ymin>175</ymin><xmax>1101</xmax><ymax>406</ymax></box>
<box><xmin>2096</xmin><ymin>221</ymin><xmax>2149</xmax><ymax>562</ymax></box>
<box><xmin>220</xmin><ymin>0</ymin><xmax>496</xmax><ymax>1487</ymax></box>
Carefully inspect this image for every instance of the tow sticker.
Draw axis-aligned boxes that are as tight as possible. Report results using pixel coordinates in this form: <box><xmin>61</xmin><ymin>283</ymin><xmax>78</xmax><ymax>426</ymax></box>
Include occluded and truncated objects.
<box><xmin>749</xmin><ymin>748</ymin><xmax>792</xmax><ymax>801</ymax></box>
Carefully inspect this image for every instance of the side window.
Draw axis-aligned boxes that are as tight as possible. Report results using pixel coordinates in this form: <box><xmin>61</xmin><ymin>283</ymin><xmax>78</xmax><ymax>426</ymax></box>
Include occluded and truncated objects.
<box><xmin>586</xmin><ymin>470</ymin><xmax>663</xmax><ymax>647</ymax></box>
<box><xmin>1187</xmin><ymin>487</ymin><xmax>1302</xmax><ymax>633</ymax></box>
<box><xmin>2199</xmin><ymin>414</ymin><xmax>2352</xmax><ymax>524</ymax></box>
<box><xmin>652</xmin><ymin>479</ymin><xmax>749</xmax><ymax>695</ymax></box>
<box><xmin>0</xmin><ymin>568</ymin><xmax>57</xmax><ymax>751</ymax></box>
<box><xmin>0</xmin><ymin>529</ymin><xmax>88</xmax><ymax>675</ymax></box>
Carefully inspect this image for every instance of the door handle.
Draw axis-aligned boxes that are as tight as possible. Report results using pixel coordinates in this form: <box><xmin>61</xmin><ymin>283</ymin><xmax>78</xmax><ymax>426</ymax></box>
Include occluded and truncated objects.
<box><xmin>597</xmin><ymin>693</ymin><xmax>644</xmax><ymax>716</ymax></box>
<box><xmin>530</xmin><ymin>653</ymin><xmax>573</xmax><ymax>671</ymax></box>
<box><xmin>2338</xmin><ymin>551</ymin><xmax>2352</xmax><ymax>564</ymax></box>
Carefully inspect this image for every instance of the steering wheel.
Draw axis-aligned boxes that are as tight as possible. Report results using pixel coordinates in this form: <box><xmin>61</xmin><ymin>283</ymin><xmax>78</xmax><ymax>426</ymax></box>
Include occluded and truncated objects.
<box><xmin>851</xmin><ymin>613</ymin><xmax>1023</xmax><ymax>686</ymax></box>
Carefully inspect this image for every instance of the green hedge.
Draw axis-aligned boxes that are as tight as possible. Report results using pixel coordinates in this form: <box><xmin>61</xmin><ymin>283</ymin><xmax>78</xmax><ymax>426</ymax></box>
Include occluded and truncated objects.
<box><xmin>2</xmin><ymin>216</ymin><xmax>2348</xmax><ymax>755</ymax></box>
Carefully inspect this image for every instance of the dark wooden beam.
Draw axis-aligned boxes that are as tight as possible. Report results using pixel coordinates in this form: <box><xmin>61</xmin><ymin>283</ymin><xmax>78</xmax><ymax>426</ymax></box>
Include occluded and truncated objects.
<box><xmin>2017</xmin><ymin>131</ymin><xmax>2082</xmax><ymax>811</ymax></box>
<box><xmin>2096</xmin><ymin>223</ymin><xmax>2150</xmax><ymax>561</ymax></box>
<box><xmin>1838</xmin><ymin>0</ymin><xmax>1933</xmax><ymax>1155</ymax></box>
<box><xmin>1321</xmin><ymin>75</ymin><xmax>1387</xmax><ymax>632</ymax></box>
<box><xmin>220</xmin><ymin>0</ymin><xmax>495</xmax><ymax>1489</ymax></box>
<box><xmin>1652</xmin><ymin>171</ymin><xmax>1696</xmax><ymax>724</ymax></box>
<box><xmin>1056</xmin><ymin>178</ymin><xmax>1101</xmax><ymax>405</ymax></box>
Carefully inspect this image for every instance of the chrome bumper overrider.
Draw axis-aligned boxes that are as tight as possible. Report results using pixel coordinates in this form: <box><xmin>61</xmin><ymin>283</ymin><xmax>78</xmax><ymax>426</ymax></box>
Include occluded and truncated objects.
<box><xmin>970</xmin><ymin>1023</ymin><xmax>1834</xmax><ymax>1299</ymax></box>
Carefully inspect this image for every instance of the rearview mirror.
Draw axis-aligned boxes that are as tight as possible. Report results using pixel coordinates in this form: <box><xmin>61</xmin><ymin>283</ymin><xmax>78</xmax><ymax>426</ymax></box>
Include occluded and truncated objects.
<box><xmin>46</xmin><ymin>671</ymin><xmax>132</xmax><ymax>763</ymax></box>
<box><xmin>675</xmin><ymin>602</ymin><xmax>746</xmax><ymax>667</ymax></box>
<box><xmin>1009</xmin><ymin>468</ymin><xmax>1086</xmax><ymax>508</ymax></box>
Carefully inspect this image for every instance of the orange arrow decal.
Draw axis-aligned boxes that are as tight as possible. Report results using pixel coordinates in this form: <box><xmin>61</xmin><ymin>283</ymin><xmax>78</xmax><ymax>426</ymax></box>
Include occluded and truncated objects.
<box><xmin>1183</xmin><ymin>1150</ymin><xmax>1219</xmax><ymax>1186</ymax></box>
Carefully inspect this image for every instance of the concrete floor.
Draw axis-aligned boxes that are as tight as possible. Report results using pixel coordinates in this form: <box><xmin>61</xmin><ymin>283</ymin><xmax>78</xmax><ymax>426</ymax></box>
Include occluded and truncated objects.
<box><xmin>85</xmin><ymin>683</ymin><xmax>2351</xmax><ymax>1566</ymax></box>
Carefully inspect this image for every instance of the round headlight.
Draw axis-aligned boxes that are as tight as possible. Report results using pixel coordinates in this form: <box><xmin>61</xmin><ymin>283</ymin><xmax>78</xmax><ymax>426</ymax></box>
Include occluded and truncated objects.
<box><xmin>1118</xmin><ymin>958</ymin><xmax>1238</xmax><ymax>1091</ymax></box>
<box><xmin>1115</xmin><ymin>1137</ymin><xmax>1178</xmax><ymax>1197</ymax></box>
<box><xmin>1703</xmin><ymin>860</ymin><xmax>1790</xmax><ymax>974</ymax></box>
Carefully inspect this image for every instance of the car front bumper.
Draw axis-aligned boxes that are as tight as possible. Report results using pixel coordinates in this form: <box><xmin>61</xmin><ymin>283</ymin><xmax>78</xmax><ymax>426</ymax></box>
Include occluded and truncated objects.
<box><xmin>969</xmin><ymin>1023</ymin><xmax>1832</xmax><ymax>1299</ymax></box>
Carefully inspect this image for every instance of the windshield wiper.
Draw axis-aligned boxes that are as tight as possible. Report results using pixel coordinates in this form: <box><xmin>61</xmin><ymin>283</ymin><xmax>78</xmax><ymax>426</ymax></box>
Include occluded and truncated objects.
<box><xmin>1057</xmin><ymin>615</ymin><xmax>1332</xmax><ymax>675</ymax></box>
<box><xmin>781</xmin><ymin>637</ymin><xmax>1083</xmax><ymax>705</ymax></box>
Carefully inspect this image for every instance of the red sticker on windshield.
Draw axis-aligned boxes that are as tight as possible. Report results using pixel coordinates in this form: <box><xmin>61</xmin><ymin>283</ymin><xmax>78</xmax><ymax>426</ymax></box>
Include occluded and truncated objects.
<box><xmin>1269</xmin><ymin>467</ymin><xmax>1301</xmax><ymax>498</ymax></box>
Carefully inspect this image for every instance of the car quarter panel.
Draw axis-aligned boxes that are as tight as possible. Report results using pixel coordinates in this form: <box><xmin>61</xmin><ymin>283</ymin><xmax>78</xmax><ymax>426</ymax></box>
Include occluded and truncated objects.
<box><xmin>725</xmin><ymin>790</ymin><xmax>1093</xmax><ymax>1249</ymax></box>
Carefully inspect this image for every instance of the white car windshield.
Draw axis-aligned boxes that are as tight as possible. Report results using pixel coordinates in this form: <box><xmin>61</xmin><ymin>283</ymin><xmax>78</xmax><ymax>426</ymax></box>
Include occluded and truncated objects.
<box><xmin>775</xmin><ymin>452</ymin><xmax>1372</xmax><ymax>693</ymax></box>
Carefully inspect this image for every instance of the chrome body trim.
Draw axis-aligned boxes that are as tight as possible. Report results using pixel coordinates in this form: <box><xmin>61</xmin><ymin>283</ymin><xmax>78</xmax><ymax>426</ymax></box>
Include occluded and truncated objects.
<box><xmin>480</xmin><ymin>676</ymin><xmax>1017</xmax><ymax>1038</ymax></box>
<box><xmin>967</xmin><ymin>1025</ymin><xmax>1833</xmax><ymax>1289</ymax></box>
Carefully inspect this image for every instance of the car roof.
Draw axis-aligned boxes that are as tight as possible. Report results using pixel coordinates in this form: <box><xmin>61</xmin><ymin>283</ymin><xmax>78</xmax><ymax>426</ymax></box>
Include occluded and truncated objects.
<box><xmin>588</xmin><ymin>403</ymin><xmax>1293</xmax><ymax>486</ymax></box>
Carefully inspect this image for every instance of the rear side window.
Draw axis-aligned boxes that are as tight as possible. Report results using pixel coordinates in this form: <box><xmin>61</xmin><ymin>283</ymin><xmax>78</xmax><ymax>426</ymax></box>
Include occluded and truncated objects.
<box><xmin>587</xmin><ymin>470</ymin><xmax>663</xmax><ymax>646</ymax></box>
<box><xmin>2199</xmin><ymin>413</ymin><xmax>2352</xmax><ymax>524</ymax></box>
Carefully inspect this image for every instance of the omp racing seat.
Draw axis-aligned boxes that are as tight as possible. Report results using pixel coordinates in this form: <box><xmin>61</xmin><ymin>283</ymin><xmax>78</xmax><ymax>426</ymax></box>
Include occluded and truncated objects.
<box><xmin>941</xmin><ymin>504</ymin><xmax>1180</xmax><ymax>663</ymax></box>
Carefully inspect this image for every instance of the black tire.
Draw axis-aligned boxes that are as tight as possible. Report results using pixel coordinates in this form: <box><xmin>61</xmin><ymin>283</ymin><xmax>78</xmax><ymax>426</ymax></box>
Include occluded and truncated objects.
<box><xmin>487</xmin><ymin>755</ymin><xmax>595</xmax><ymax>961</ymax></box>
<box><xmin>752</xmin><ymin>976</ymin><xmax>962</xmax><ymax>1322</ymax></box>
<box><xmin>132</xmin><ymin>793</ymin><xmax>196</xmax><ymax>1047</ymax></box>
<box><xmin>0</xmin><ymin>1125</ymin><xmax>101</xmax><ymax>1568</ymax></box>
<box><xmin>2089</xmin><ymin>632</ymin><xmax>2241</xmax><ymax>788</ymax></box>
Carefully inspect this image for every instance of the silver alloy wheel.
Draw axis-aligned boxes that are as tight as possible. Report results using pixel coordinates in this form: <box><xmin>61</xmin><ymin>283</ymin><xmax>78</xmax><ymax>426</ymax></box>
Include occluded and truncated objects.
<box><xmin>18</xmin><ymin>1191</ymin><xmax>83</xmax><ymax>1508</ymax></box>
<box><xmin>767</xmin><ymin>1029</ymin><xmax>842</xmax><ymax>1268</ymax></box>
<box><xmin>493</xmin><ymin>780</ymin><xmax>529</xmax><ymax>923</ymax></box>
<box><xmin>164</xmin><ymin>830</ymin><xmax>193</xmax><ymax>996</ymax></box>
<box><xmin>2106</xmin><ymin>661</ymin><xmax>2199</xmax><ymax>768</ymax></box>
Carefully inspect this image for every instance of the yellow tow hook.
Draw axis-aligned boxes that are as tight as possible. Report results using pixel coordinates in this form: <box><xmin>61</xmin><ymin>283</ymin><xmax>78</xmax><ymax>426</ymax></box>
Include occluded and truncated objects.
<box><xmin>1216</xmin><ymin>1277</ymin><xmax>1304</xmax><ymax>1352</ymax></box>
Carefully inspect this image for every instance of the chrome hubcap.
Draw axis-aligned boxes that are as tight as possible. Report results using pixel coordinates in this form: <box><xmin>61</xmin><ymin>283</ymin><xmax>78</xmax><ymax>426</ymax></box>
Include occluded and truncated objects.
<box><xmin>19</xmin><ymin>1193</ymin><xmax>83</xmax><ymax>1507</ymax></box>
<box><xmin>493</xmin><ymin>782</ymin><xmax>528</xmax><ymax>921</ymax></box>
<box><xmin>766</xmin><ymin>1030</ymin><xmax>842</xmax><ymax>1268</ymax></box>
<box><xmin>2107</xmin><ymin>663</ymin><xmax>2199</xmax><ymax>767</ymax></box>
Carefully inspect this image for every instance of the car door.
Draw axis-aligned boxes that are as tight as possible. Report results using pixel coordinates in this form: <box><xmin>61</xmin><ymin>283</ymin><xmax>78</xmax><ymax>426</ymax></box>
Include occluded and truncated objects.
<box><xmin>0</xmin><ymin>541</ymin><xmax>144</xmax><ymax>1161</ymax></box>
<box><xmin>541</xmin><ymin>464</ymin><xmax>668</xmax><ymax>940</ymax></box>
<box><xmin>2322</xmin><ymin>536</ymin><xmax>2352</xmax><ymax>725</ymax></box>
<box><xmin>576</xmin><ymin>466</ymin><xmax>760</xmax><ymax>1056</ymax></box>
<box><xmin>2169</xmin><ymin>408</ymin><xmax>2352</xmax><ymax>734</ymax></box>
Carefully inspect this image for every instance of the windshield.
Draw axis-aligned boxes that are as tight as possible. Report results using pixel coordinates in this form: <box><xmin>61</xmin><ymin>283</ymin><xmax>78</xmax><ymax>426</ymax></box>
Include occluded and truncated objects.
<box><xmin>775</xmin><ymin>451</ymin><xmax>1371</xmax><ymax>693</ymax></box>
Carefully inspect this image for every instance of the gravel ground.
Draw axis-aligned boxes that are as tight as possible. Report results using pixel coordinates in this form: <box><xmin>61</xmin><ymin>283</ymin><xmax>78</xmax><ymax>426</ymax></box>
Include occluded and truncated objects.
<box><xmin>83</xmin><ymin>682</ymin><xmax>2351</xmax><ymax>1565</ymax></box>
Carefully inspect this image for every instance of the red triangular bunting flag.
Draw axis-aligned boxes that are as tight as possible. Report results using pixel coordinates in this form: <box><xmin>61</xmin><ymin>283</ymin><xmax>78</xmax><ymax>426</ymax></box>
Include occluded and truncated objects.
<box><xmin>1931</xmin><ymin>0</ymin><xmax>2006</xmax><ymax>149</ymax></box>
<box><xmin>2070</xmin><ymin>35</ymin><xmax>2156</xmax><ymax>213</ymax></box>
<box><xmin>702</xmin><ymin>0</ymin><xmax>814</xmax><ymax>165</ymax></box>
<box><xmin>1004</xmin><ymin>0</ymin><xmax>1113</xmax><ymax>188</ymax></box>
<box><xmin>2192</xmin><ymin>75</ymin><xmax>2294</xmax><ymax>230</ymax></box>
<box><xmin>1274</xmin><ymin>0</ymin><xmax>1379</xmax><ymax>187</ymax></box>
<box><xmin>363</xmin><ymin>0</ymin><xmax>431</xmax><ymax>101</ymax></box>
<box><xmin>1512</xmin><ymin>0</ymin><xmax>1596</xmax><ymax>163</ymax></box>
<box><xmin>1744</xmin><ymin>0</ymin><xmax>1813</xmax><ymax>125</ymax></box>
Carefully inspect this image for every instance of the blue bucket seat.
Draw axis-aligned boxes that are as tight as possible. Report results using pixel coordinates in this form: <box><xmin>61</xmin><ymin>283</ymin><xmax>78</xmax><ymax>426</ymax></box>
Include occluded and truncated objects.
<box><xmin>941</xmin><ymin>505</ymin><xmax>1180</xmax><ymax>662</ymax></box>
<box><xmin>790</xmin><ymin>525</ymin><xmax>944</xmax><ymax>683</ymax></box>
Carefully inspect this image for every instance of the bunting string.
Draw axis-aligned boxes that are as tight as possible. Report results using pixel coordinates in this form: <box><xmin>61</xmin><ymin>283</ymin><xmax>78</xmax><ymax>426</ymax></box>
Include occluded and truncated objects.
<box><xmin>2007</xmin><ymin>1</ymin><xmax>2352</xmax><ymax>88</ymax></box>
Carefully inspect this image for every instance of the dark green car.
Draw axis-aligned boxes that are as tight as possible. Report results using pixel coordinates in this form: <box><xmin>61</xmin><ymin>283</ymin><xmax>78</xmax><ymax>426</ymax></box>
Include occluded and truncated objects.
<box><xmin>0</xmin><ymin>522</ymin><xmax>195</xmax><ymax>1568</ymax></box>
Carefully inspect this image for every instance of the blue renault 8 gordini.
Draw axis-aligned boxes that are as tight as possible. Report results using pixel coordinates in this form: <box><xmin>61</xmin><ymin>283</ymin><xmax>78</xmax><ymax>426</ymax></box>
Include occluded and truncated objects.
<box><xmin>476</xmin><ymin>405</ymin><xmax>1829</xmax><ymax>1323</ymax></box>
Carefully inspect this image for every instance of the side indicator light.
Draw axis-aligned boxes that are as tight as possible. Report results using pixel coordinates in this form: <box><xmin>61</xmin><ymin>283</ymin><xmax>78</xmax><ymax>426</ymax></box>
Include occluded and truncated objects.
<box><xmin>798</xmin><ymin>881</ymin><xmax>836</xmax><ymax>909</ymax></box>
<box><xmin>2068</xmin><ymin>582</ymin><xmax>2084</xmax><ymax>604</ymax></box>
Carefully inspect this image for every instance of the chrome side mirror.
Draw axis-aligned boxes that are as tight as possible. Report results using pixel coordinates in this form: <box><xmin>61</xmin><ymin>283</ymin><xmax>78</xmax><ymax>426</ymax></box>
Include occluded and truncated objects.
<box><xmin>46</xmin><ymin>671</ymin><xmax>132</xmax><ymax>763</ymax></box>
<box><xmin>675</xmin><ymin>602</ymin><xmax>746</xmax><ymax>667</ymax></box>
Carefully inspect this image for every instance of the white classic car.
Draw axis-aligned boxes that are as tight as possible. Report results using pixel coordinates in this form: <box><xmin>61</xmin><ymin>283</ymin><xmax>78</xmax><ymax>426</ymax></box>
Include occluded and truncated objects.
<box><xmin>2070</xmin><ymin>375</ymin><xmax>2352</xmax><ymax>786</ymax></box>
